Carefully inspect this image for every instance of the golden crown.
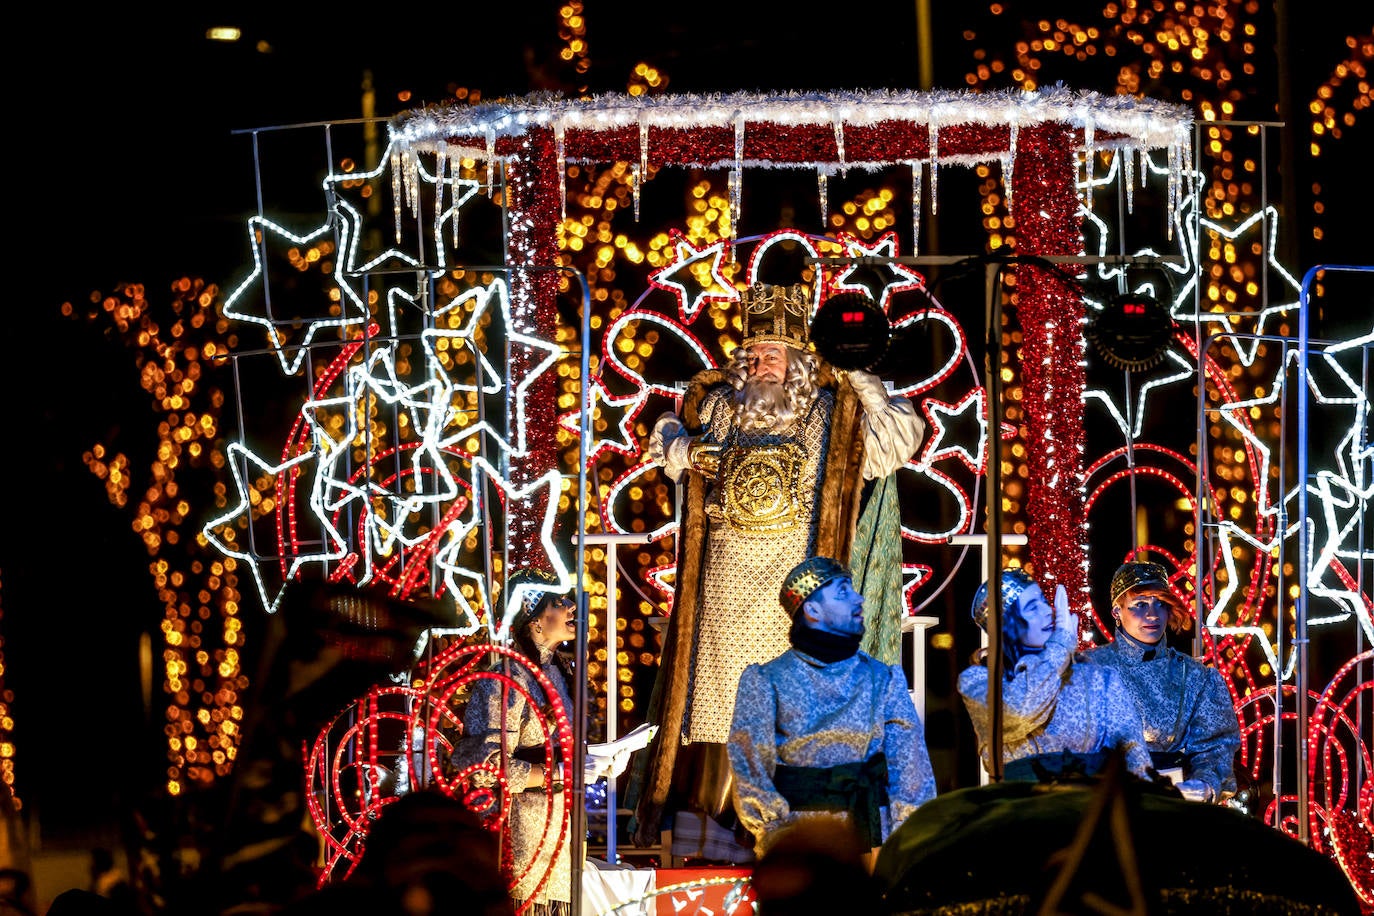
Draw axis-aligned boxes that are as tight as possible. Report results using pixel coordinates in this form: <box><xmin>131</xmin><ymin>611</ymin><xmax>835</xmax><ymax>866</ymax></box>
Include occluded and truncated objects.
<box><xmin>779</xmin><ymin>556</ymin><xmax>851</xmax><ymax>617</ymax></box>
<box><xmin>741</xmin><ymin>283</ymin><xmax>812</xmax><ymax>350</ymax></box>
<box><xmin>1110</xmin><ymin>561</ymin><xmax>1178</xmax><ymax>608</ymax></box>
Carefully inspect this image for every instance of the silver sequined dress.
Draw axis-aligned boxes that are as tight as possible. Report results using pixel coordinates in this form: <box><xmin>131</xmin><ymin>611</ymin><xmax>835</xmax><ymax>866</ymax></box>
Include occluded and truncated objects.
<box><xmin>1080</xmin><ymin>628</ymin><xmax>1240</xmax><ymax>799</ymax></box>
<box><xmin>452</xmin><ymin>649</ymin><xmax>572</xmax><ymax>913</ymax></box>
<box><xmin>958</xmin><ymin>628</ymin><xmax>1153</xmax><ymax>778</ymax></box>
<box><xmin>727</xmin><ymin>648</ymin><xmax>938</xmax><ymax>853</ymax></box>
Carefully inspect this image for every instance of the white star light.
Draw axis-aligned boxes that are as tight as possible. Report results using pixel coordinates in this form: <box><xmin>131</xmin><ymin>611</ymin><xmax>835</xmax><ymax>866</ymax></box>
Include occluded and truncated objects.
<box><xmin>432</xmin><ymin>461</ymin><xmax>572</xmax><ymax>641</ymax></box>
<box><xmin>1083</xmin><ymin>348</ymin><xmax>1195</xmax><ymax>442</ymax></box>
<box><xmin>1206</xmin><ymin>343</ymin><xmax>1374</xmax><ymax>657</ymax></box>
<box><xmin>918</xmin><ymin>389</ymin><xmax>988</xmax><ymax>474</ymax></box>
<box><xmin>558</xmin><ymin>376</ymin><xmax>645</xmax><ymax>469</ymax></box>
<box><xmin>427</xmin><ymin>277</ymin><xmax>564</xmax><ymax>459</ymax></box>
<box><xmin>213</xmin><ymin>168</ymin><xmax>564</xmax><ymax>618</ymax></box>
<box><xmin>830</xmin><ymin>231</ymin><xmax>928</xmax><ymax>310</ymax></box>
<box><xmin>298</xmin><ymin>346</ymin><xmax>467</xmax><ymax>584</ymax></box>
<box><xmin>1173</xmin><ymin>203</ymin><xmax>1303</xmax><ymax>367</ymax></box>
<box><xmin>647</xmin><ymin>232</ymin><xmax>738</xmax><ymax>323</ymax></box>
<box><xmin>223</xmin><ymin>137</ymin><xmax>482</xmax><ymax>377</ymax></box>
<box><xmin>222</xmin><ymin>214</ymin><xmax>370</xmax><ymax>376</ymax></box>
<box><xmin>202</xmin><ymin>442</ymin><xmax>327</xmax><ymax>614</ymax></box>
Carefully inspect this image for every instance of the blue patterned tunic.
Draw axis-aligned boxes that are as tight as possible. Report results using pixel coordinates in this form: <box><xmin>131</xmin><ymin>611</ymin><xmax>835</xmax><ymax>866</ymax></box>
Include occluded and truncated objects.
<box><xmin>728</xmin><ymin>648</ymin><xmax>938</xmax><ymax>854</ymax></box>
<box><xmin>958</xmin><ymin>627</ymin><xmax>1153</xmax><ymax>778</ymax></box>
<box><xmin>1080</xmin><ymin>628</ymin><xmax>1240</xmax><ymax>800</ymax></box>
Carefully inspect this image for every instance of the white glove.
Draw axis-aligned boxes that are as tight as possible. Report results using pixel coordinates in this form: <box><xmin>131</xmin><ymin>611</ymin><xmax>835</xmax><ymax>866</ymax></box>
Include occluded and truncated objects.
<box><xmin>584</xmin><ymin>758</ymin><xmax>609</xmax><ymax>784</ymax></box>
<box><xmin>647</xmin><ymin>413</ymin><xmax>685</xmax><ymax>465</ymax></box>
<box><xmin>1177</xmin><ymin>779</ymin><xmax>1213</xmax><ymax>802</ymax></box>
<box><xmin>650</xmin><ymin>413</ymin><xmax>698</xmax><ymax>481</ymax></box>
<box><xmin>651</xmin><ymin>413</ymin><xmax>723</xmax><ymax>481</ymax></box>
<box><xmin>583</xmin><ymin>750</ymin><xmax>633</xmax><ymax>784</ymax></box>
<box><xmin>846</xmin><ymin>369</ymin><xmax>892</xmax><ymax>411</ymax></box>
<box><xmin>608</xmin><ymin>749</ymin><xmax>633</xmax><ymax>779</ymax></box>
<box><xmin>1053</xmin><ymin>584</ymin><xmax>1077</xmax><ymax>636</ymax></box>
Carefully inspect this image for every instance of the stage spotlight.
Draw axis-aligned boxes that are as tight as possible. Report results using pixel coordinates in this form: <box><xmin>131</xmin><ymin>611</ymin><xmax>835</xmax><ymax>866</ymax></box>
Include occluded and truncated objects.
<box><xmin>810</xmin><ymin>291</ymin><xmax>891</xmax><ymax>371</ymax></box>
<box><xmin>1086</xmin><ymin>293</ymin><xmax>1176</xmax><ymax>371</ymax></box>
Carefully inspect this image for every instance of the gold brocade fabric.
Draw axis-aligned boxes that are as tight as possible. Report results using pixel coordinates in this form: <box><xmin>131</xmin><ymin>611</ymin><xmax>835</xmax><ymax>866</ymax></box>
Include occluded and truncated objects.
<box><xmin>685</xmin><ymin>388</ymin><xmax>832</xmax><ymax>744</ymax></box>
<box><xmin>717</xmin><ymin>442</ymin><xmax>805</xmax><ymax>531</ymax></box>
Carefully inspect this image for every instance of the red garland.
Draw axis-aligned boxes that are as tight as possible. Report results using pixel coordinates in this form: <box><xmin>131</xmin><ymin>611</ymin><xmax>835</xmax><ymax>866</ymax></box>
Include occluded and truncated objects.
<box><xmin>504</xmin><ymin>127</ymin><xmax>563</xmax><ymax>572</ymax></box>
<box><xmin>1011</xmin><ymin>124</ymin><xmax>1091</xmax><ymax>616</ymax></box>
<box><xmin>554</xmin><ymin>121</ymin><xmax>1132</xmax><ymax>170</ymax></box>
<box><xmin>489</xmin><ymin>117</ymin><xmax>1096</xmax><ymax>601</ymax></box>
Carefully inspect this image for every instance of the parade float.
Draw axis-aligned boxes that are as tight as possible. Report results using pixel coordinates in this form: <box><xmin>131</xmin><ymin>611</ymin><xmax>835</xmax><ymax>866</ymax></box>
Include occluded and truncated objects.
<box><xmin>200</xmin><ymin>87</ymin><xmax>1372</xmax><ymax>912</ymax></box>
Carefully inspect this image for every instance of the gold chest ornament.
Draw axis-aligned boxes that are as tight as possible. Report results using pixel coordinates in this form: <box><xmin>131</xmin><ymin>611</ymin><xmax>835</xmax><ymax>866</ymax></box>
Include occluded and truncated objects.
<box><xmin>717</xmin><ymin>442</ymin><xmax>804</xmax><ymax>532</ymax></box>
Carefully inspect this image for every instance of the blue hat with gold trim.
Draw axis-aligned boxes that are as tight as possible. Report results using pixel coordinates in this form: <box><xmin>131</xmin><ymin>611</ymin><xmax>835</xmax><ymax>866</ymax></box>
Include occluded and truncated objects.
<box><xmin>780</xmin><ymin>556</ymin><xmax>850</xmax><ymax>617</ymax></box>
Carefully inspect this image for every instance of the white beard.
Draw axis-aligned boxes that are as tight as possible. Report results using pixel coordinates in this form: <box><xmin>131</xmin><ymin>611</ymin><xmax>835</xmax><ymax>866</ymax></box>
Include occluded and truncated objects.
<box><xmin>736</xmin><ymin>377</ymin><xmax>797</xmax><ymax>431</ymax></box>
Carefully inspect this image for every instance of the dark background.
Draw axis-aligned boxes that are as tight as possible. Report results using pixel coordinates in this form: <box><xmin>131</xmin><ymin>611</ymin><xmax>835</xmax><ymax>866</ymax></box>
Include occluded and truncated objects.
<box><xmin>7</xmin><ymin>2</ymin><xmax>1369</xmax><ymax>854</ymax></box>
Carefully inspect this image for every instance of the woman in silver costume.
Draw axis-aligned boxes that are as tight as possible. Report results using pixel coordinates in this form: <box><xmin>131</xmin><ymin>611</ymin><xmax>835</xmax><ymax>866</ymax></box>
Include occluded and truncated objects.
<box><xmin>451</xmin><ymin>571</ymin><xmax>578</xmax><ymax>916</ymax></box>
<box><xmin>1079</xmin><ymin>561</ymin><xmax>1241</xmax><ymax>803</ymax></box>
<box><xmin>958</xmin><ymin>568</ymin><xmax>1152</xmax><ymax>781</ymax></box>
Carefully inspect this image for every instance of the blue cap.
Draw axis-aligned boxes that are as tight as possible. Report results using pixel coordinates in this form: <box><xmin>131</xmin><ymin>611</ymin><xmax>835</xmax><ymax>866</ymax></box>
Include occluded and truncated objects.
<box><xmin>970</xmin><ymin>568</ymin><xmax>1036</xmax><ymax>631</ymax></box>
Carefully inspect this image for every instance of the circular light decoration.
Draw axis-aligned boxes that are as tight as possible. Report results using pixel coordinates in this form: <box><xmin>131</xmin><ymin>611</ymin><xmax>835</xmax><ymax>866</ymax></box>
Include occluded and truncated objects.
<box><xmin>810</xmin><ymin>291</ymin><xmax>891</xmax><ymax>371</ymax></box>
<box><xmin>1087</xmin><ymin>294</ymin><xmax>1176</xmax><ymax>371</ymax></box>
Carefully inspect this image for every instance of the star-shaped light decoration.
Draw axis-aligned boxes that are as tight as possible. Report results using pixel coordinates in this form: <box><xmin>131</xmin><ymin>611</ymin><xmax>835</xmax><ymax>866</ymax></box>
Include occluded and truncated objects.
<box><xmin>1205</xmin><ymin>342</ymin><xmax>1374</xmax><ymax>660</ymax></box>
<box><xmin>1083</xmin><ymin>348</ymin><xmax>1195</xmax><ymax>443</ymax></box>
<box><xmin>1282</xmin><ymin>342</ymin><xmax>1373</xmax><ymax>637</ymax></box>
<box><xmin>918</xmin><ymin>389</ymin><xmax>989</xmax><ymax>474</ymax></box>
<box><xmin>298</xmin><ymin>345</ymin><xmax>468</xmax><ymax>582</ymax></box>
<box><xmin>1173</xmin><ymin>202</ymin><xmax>1302</xmax><ymax>368</ymax></box>
<box><xmin>557</xmin><ymin>375</ymin><xmax>646</xmax><ymax>469</ymax></box>
<box><xmin>1079</xmin><ymin>153</ymin><xmax>1302</xmax><ymax>375</ymax></box>
<box><xmin>427</xmin><ymin>277</ymin><xmax>564</xmax><ymax>459</ymax></box>
<box><xmin>202</xmin><ymin>442</ymin><xmax>328</xmax><ymax>615</ymax></box>
<box><xmin>430</xmin><ymin>460</ymin><xmax>571</xmax><ymax>642</ymax></box>
<box><xmin>222</xmin><ymin>137</ymin><xmax>483</xmax><ymax>377</ymax></box>
<box><xmin>828</xmin><ymin>231</ymin><xmax>928</xmax><ymax>311</ymax></box>
<box><xmin>222</xmin><ymin>214</ymin><xmax>372</xmax><ymax>376</ymax></box>
<box><xmin>647</xmin><ymin>231</ymin><xmax>738</xmax><ymax>323</ymax></box>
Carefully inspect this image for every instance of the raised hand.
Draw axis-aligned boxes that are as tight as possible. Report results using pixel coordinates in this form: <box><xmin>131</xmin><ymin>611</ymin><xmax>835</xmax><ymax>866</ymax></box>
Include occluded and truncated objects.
<box><xmin>1054</xmin><ymin>584</ymin><xmax>1077</xmax><ymax>635</ymax></box>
